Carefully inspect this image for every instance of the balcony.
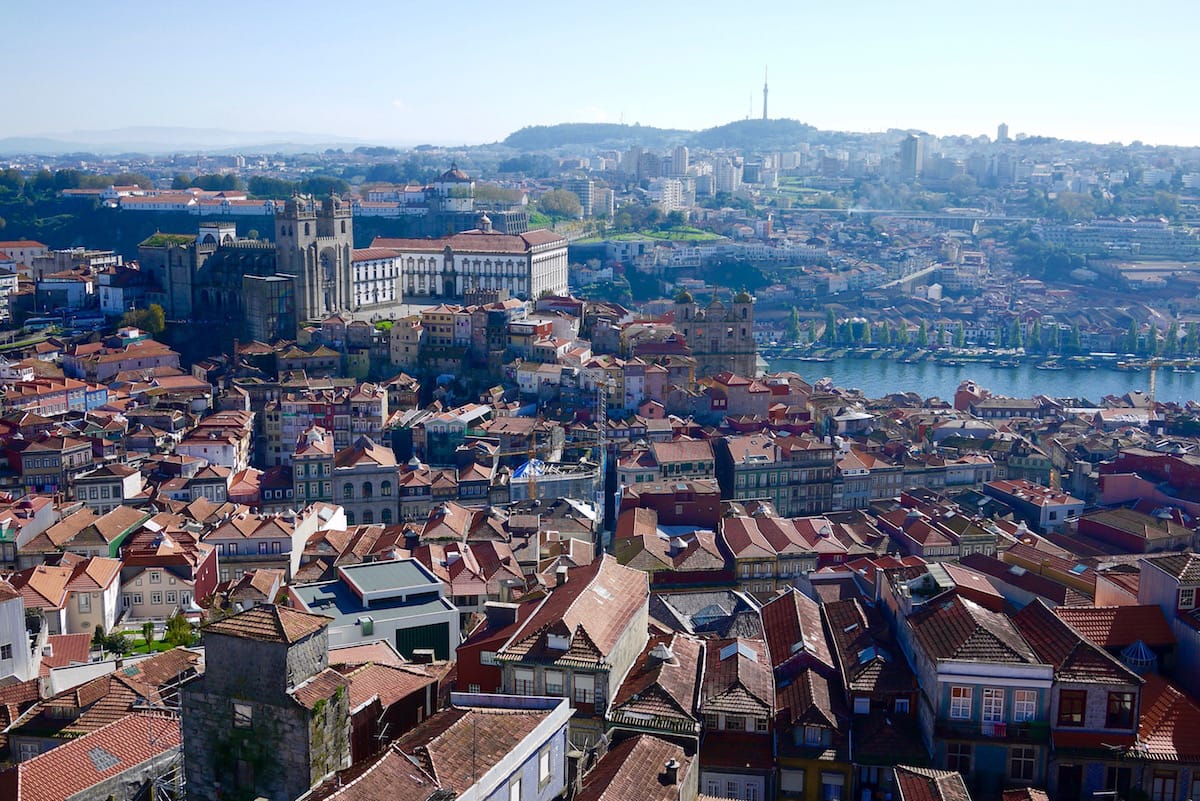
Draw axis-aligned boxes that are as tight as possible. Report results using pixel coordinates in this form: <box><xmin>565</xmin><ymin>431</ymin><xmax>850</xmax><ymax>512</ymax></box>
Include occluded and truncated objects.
<box><xmin>937</xmin><ymin>719</ymin><xmax>1049</xmax><ymax>744</ymax></box>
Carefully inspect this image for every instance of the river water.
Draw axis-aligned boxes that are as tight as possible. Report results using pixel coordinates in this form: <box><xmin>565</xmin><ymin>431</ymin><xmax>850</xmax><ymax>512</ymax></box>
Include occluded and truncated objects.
<box><xmin>766</xmin><ymin>357</ymin><xmax>1200</xmax><ymax>405</ymax></box>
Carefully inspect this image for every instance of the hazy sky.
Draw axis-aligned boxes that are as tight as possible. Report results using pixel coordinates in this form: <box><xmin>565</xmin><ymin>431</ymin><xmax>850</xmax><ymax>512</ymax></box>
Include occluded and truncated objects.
<box><xmin>7</xmin><ymin>0</ymin><xmax>1199</xmax><ymax>146</ymax></box>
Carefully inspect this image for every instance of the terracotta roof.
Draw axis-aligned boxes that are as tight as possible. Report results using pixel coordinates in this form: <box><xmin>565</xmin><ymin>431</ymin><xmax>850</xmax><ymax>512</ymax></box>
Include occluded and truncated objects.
<box><xmin>291</xmin><ymin>667</ymin><xmax>351</xmax><ymax>710</ymax></box>
<box><xmin>391</xmin><ymin>704</ymin><xmax>552</xmax><ymax>795</ymax></box>
<box><xmin>10</xmin><ymin>564</ymin><xmax>72</xmax><ymax>609</ymax></box>
<box><xmin>894</xmin><ymin>764</ymin><xmax>972</xmax><ymax>801</ymax></box>
<box><xmin>908</xmin><ymin>595</ymin><xmax>1040</xmax><ymax>665</ymax></box>
<box><xmin>1143</xmin><ymin>552</ymin><xmax>1200</xmax><ymax>583</ymax></box>
<box><xmin>611</xmin><ymin>633</ymin><xmax>703</xmax><ymax>733</ymax></box>
<box><xmin>303</xmin><ymin>744</ymin><xmax>442</xmax><ymax>801</ymax></box>
<box><xmin>38</xmin><ymin>633</ymin><xmax>92</xmax><ymax>677</ymax></box>
<box><xmin>0</xmin><ymin>713</ymin><xmax>181</xmax><ymax>801</ymax></box>
<box><xmin>1012</xmin><ymin>599</ymin><xmax>1140</xmax><ymax>685</ymax></box>
<box><xmin>1053</xmin><ymin>605</ymin><xmax>1176</xmax><ymax>649</ymax></box>
<box><xmin>500</xmin><ymin>555</ymin><xmax>648</xmax><ymax>667</ymax></box>
<box><xmin>1135</xmin><ymin>673</ymin><xmax>1200</xmax><ymax>761</ymax></box>
<box><xmin>344</xmin><ymin>663</ymin><xmax>435</xmax><ymax>711</ymax></box>
<box><xmin>761</xmin><ymin>588</ymin><xmax>835</xmax><ymax>673</ymax></box>
<box><xmin>823</xmin><ymin>597</ymin><xmax>918</xmax><ymax>696</ymax></box>
<box><xmin>202</xmin><ymin>604</ymin><xmax>330</xmax><ymax>644</ymax></box>
<box><xmin>701</xmin><ymin>638</ymin><xmax>773</xmax><ymax>716</ymax></box>
<box><xmin>576</xmin><ymin>733</ymin><xmax>691</xmax><ymax>801</ymax></box>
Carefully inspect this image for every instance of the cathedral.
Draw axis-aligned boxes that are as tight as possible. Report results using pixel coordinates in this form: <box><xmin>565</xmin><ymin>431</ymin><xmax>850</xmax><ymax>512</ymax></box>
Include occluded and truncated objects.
<box><xmin>674</xmin><ymin>289</ymin><xmax>758</xmax><ymax>377</ymax></box>
<box><xmin>274</xmin><ymin>194</ymin><xmax>354</xmax><ymax>323</ymax></box>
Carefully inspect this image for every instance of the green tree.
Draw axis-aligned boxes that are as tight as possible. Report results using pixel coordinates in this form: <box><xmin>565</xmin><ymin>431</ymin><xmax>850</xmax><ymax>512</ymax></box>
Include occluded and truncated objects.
<box><xmin>1030</xmin><ymin>319</ymin><xmax>1042</xmax><ymax>354</ymax></box>
<box><xmin>300</xmin><ymin>175</ymin><xmax>350</xmax><ymax>196</ymax></box>
<box><xmin>248</xmin><ymin>176</ymin><xmax>300</xmax><ymax>198</ymax></box>
<box><xmin>785</xmin><ymin>307</ymin><xmax>801</xmax><ymax>342</ymax></box>
<box><xmin>171</xmin><ymin>173</ymin><xmax>193</xmax><ymax>190</ymax></box>
<box><xmin>1148</xmin><ymin>323</ymin><xmax>1160</xmax><ymax>356</ymax></box>
<box><xmin>878</xmin><ymin>323</ymin><xmax>892</xmax><ymax>347</ymax></box>
<box><xmin>104</xmin><ymin>633</ymin><xmax>132</xmax><ymax>655</ymax></box>
<box><xmin>954</xmin><ymin>322</ymin><xmax>966</xmax><ymax>349</ymax></box>
<box><xmin>1186</xmin><ymin>323</ymin><xmax>1199</xmax><ymax>355</ymax></box>
<box><xmin>937</xmin><ymin>323</ymin><xmax>947</xmax><ymax>348</ymax></box>
<box><xmin>807</xmin><ymin>320</ymin><xmax>818</xmax><ymax>344</ymax></box>
<box><xmin>121</xmin><ymin>304</ymin><xmax>166</xmax><ymax>335</ymax></box>
<box><xmin>538</xmin><ymin>189</ymin><xmax>583</xmax><ymax>219</ymax></box>
<box><xmin>824</xmin><ymin>309</ymin><xmax>837</xmax><ymax>345</ymax></box>
<box><xmin>896</xmin><ymin>322</ymin><xmax>910</xmax><ymax>346</ymax></box>
<box><xmin>141</xmin><ymin>621</ymin><xmax>154</xmax><ymax>646</ymax></box>
<box><xmin>1068</xmin><ymin>323</ymin><xmax>1082</xmax><ymax>354</ymax></box>
<box><xmin>164</xmin><ymin>614</ymin><xmax>194</xmax><ymax>648</ymax></box>
<box><xmin>1010</xmin><ymin>319</ymin><xmax>1024</xmax><ymax>349</ymax></box>
<box><xmin>93</xmin><ymin>624</ymin><xmax>105</xmax><ymax>649</ymax></box>
<box><xmin>1126</xmin><ymin>320</ymin><xmax>1140</xmax><ymax>354</ymax></box>
<box><xmin>916</xmin><ymin>320</ymin><xmax>929</xmax><ymax>348</ymax></box>
<box><xmin>1164</xmin><ymin>321</ymin><xmax>1180</xmax><ymax>356</ymax></box>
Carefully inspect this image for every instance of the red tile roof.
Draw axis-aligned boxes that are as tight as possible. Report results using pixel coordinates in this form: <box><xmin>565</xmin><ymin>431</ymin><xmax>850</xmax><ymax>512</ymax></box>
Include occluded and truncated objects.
<box><xmin>38</xmin><ymin>633</ymin><xmax>92</xmax><ymax>677</ymax></box>
<box><xmin>202</xmin><ymin>604</ymin><xmax>330</xmax><ymax>644</ymax></box>
<box><xmin>576</xmin><ymin>733</ymin><xmax>691</xmax><ymax>801</ymax></box>
<box><xmin>908</xmin><ymin>595</ymin><xmax>1039</xmax><ymax>665</ymax></box>
<box><xmin>1053</xmin><ymin>605</ymin><xmax>1176</xmax><ymax>649</ymax></box>
<box><xmin>344</xmin><ymin>663</ymin><xmax>435</xmax><ymax>711</ymax></box>
<box><xmin>1013</xmin><ymin>599</ymin><xmax>1140</xmax><ymax>685</ymax></box>
<box><xmin>894</xmin><ymin>764</ymin><xmax>972</xmax><ymax>801</ymax></box>
<box><xmin>701</xmin><ymin>638</ymin><xmax>773</xmax><ymax>716</ymax></box>
<box><xmin>761</xmin><ymin>588</ymin><xmax>835</xmax><ymax>673</ymax></box>
<box><xmin>610</xmin><ymin>633</ymin><xmax>703</xmax><ymax>734</ymax></box>
<box><xmin>1131</xmin><ymin>673</ymin><xmax>1200</xmax><ymax>761</ymax></box>
<box><xmin>0</xmin><ymin>713</ymin><xmax>180</xmax><ymax>801</ymax></box>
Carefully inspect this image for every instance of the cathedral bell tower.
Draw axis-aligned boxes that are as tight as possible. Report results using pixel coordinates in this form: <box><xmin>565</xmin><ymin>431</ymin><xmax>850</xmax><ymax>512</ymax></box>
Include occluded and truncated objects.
<box><xmin>274</xmin><ymin>194</ymin><xmax>354</xmax><ymax>328</ymax></box>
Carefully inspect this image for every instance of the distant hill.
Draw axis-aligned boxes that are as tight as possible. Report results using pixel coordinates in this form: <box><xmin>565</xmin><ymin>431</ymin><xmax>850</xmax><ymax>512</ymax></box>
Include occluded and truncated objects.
<box><xmin>690</xmin><ymin>118</ymin><xmax>817</xmax><ymax>149</ymax></box>
<box><xmin>503</xmin><ymin>123</ymin><xmax>691</xmax><ymax>151</ymax></box>
<box><xmin>502</xmin><ymin>119</ymin><xmax>820</xmax><ymax>152</ymax></box>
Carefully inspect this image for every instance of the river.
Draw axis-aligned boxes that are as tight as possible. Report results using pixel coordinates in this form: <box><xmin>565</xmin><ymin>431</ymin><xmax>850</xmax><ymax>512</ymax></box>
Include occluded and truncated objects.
<box><xmin>766</xmin><ymin>357</ymin><xmax>1200</xmax><ymax>405</ymax></box>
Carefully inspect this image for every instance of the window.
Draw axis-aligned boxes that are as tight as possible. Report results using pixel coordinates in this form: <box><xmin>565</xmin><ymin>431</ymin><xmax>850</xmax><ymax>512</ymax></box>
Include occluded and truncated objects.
<box><xmin>854</xmin><ymin>696</ymin><xmax>870</xmax><ymax>715</ymax></box>
<box><xmin>78</xmin><ymin>593</ymin><xmax>91</xmax><ymax>612</ymax></box>
<box><xmin>1058</xmin><ymin>690</ymin><xmax>1086</xmax><ymax>727</ymax></box>
<box><xmin>704</xmin><ymin>712</ymin><xmax>718</xmax><ymax>729</ymax></box>
<box><xmin>233</xmin><ymin>702</ymin><xmax>253</xmax><ymax>729</ymax></box>
<box><xmin>514</xmin><ymin>668</ymin><xmax>534</xmax><ymax>695</ymax></box>
<box><xmin>725</xmin><ymin>715</ymin><xmax>746</xmax><ymax>732</ymax></box>
<box><xmin>468</xmin><ymin>684</ymin><xmax>480</xmax><ymax>693</ymax></box>
<box><xmin>573</xmin><ymin>673</ymin><xmax>595</xmax><ymax>704</ymax></box>
<box><xmin>166</xmin><ymin>592</ymin><xmax>177</xmax><ymax>604</ymax></box>
<box><xmin>381</xmin><ymin>480</ymin><xmax>392</xmax><ymax>496</ymax></box>
<box><xmin>0</xmin><ymin>643</ymin><xmax>11</xmax><ymax>660</ymax></box>
<box><xmin>755</xmin><ymin>717</ymin><xmax>769</xmax><ymax>733</ymax></box>
<box><xmin>1010</xmin><ymin>746</ymin><xmax>1036</xmax><ymax>781</ymax></box>
<box><xmin>982</xmin><ymin>688</ymin><xmax>1005</xmax><ymax>723</ymax></box>
<box><xmin>747</xmin><ymin>785</ymin><xmax>760</xmax><ymax>801</ymax></box>
<box><xmin>895</xmin><ymin>698</ymin><xmax>910</xmax><ymax>714</ymax></box>
<box><xmin>258</xmin><ymin>542</ymin><xmax>268</xmax><ymax>554</ymax></box>
<box><xmin>508</xmin><ymin>777</ymin><xmax>521</xmax><ymax>801</ymax></box>
<box><xmin>151</xmin><ymin>593</ymin><xmax>162</xmax><ymax>605</ymax></box>
<box><xmin>821</xmin><ymin>772</ymin><xmax>845</xmax><ymax>801</ymax></box>
<box><xmin>804</xmin><ymin>725</ymin><xmax>824</xmax><ymax>745</ymax></box>
<box><xmin>1151</xmin><ymin>771</ymin><xmax>1177</xmax><ymax>801</ymax></box>
<box><xmin>1179</xmin><ymin>587</ymin><xmax>1196</xmax><ymax>610</ymax></box>
<box><xmin>950</xmin><ymin>686</ymin><xmax>972</xmax><ymax>719</ymax></box>
<box><xmin>1106</xmin><ymin>692</ymin><xmax>1135</xmax><ymax>728</ymax></box>
<box><xmin>947</xmin><ymin>743</ymin><xmax>971</xmax><ymax>773</ymax></box>
<box><xmin>343</xmin><ymin>483</ymin><xmax>353</xmax><ymax>499</ymax></box>
<box><xmin>132</xmin><ymin>593</ymin><xmax>143</xmax><ymax>605</ymax></box>
<box><xmin>1013</xmin><ymin>690</ymin><xmax>1037</xmax><ymax>722</ymax></box>
<box><xmin>538</xmin><ymin>746</ymin><xmax>552</xmax><ymax>787</ymax></box>
<box><xmin>19</xmin><ymin>742</ymin><xmax>38</xmax><ymax>761</ymax></box>
<box><xmin>781</xmin><ymin>770</ymin><xmax>806</xmax><ymax>793</ymax></box>
<box><xmin>544</xmin><ymin>670</ymin><xmax>563</xmax><ymax>696</ymax></box>
<box><xmin>481</xmin><ymin>651</ymin><xmax>497</xmax><ymax>666</ymax></box>
<box><xmin>149</xmin><ymin>572</ymin><xmax>161</xmax><ymax>584</ymax></box>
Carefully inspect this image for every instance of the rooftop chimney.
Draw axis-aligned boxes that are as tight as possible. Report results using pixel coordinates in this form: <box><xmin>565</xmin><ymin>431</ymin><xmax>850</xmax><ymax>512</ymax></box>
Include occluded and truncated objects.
<box><xmin>484</xmin><ymin>601</ymin><xmax>520</xmax><ymax>629</ymax></box>
<box><xmin>555</xmin><ymin>565</ymin><xmax>569</xmax><ymax>587</ymax></box>
<box><xmin>410</xmin><ymin>648</ymin><xmax>436</xmax><ymax>665</ymax></box>
<box><xmin>664</xmin><ymin>759</ymin><xmax>680</xmax><ymax>785</ymax></box>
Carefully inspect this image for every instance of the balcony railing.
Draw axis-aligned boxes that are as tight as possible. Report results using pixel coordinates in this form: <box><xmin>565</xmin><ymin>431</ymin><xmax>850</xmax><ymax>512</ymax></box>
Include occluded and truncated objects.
<box><xmin>937</xmin><ymin>719</ymin><xmax>1049</xmax><ymax>743</ymax></box>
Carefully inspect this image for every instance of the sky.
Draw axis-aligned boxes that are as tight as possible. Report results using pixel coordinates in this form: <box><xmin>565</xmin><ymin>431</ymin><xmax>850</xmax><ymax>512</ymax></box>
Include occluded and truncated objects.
<box><xmin>7</xmin><ymin>0</ymin><xmax>1200</xmax><ymax>147</ymax></box>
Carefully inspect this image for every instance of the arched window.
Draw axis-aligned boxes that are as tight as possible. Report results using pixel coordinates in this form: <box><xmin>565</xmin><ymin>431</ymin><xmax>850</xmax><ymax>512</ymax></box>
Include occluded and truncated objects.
<box><xmin>362</xmin><ymin>482</ymin><xmax>373</xmax><ymax>499</ymax></box>
<box><xmin>381</xmin><ymin>480</ymin><xmax>392</xmax><ymax>497</ymax></box>
<box><xmin>346</xmin><ymin>512</ymin><xmax>355</xmax><ymax>525</ymax></box>
<box><xmin>343</xmin><ymin>483</ymin><xmax>353</xmax><ymax>499</ymax></box>
<box><xmin>363</xmin><ymin>510</ymin><xmax>374</xmax><ymax>524</ymax></box>
<box><xmin>381</xmin><ymin>508</ymin><xmax>393</xmax><ymax>524</ymax></box>
<box><xmin>304</xmin><ymin>222</ymin><xmax>310</xmax><ymax>236</ymax></box>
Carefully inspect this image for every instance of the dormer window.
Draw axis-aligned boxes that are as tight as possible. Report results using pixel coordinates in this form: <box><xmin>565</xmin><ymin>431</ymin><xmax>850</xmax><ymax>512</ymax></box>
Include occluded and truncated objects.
<box><xmin>1178</xmin><ymin>586</ymin><xmax>1197</xmax><ymax>610</ymax></box>
<box><xmin>547</xmin><ymin>633</ymin><xmax>571</xmax><ymax>651</ymax></box>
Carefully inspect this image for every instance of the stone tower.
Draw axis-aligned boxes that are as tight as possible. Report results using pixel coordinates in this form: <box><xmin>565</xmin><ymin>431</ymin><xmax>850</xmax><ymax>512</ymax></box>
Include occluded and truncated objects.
<box><xmin>182</xmin><ymin>604</ymin><xmax>351</xmax><ymax>801</ymax></box>
<box><xmin>275</xmin><ymin>195</ymin><xmax>354</xmax><ymax>327</ymax></box>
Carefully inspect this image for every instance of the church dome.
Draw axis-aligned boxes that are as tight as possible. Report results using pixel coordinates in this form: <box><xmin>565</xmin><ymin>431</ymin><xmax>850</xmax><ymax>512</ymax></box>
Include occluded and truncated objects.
<box><xmin>439</xmin><ymin>163</ymin><xmax>471</xmax><ymax>182</ymax></box>
<box><xmin>675</xmin><ymin>290</ymin><xmax>694</xmax><ymax>304</ymax></box>
<box><xmin>734</xmin><ymin>288</ymin><xmax>753</xmax><ymax>303</ymax></box>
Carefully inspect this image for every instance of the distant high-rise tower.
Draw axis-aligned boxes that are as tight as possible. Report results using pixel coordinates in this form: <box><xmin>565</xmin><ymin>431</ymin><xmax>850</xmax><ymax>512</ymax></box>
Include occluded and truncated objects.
<box><xmin>997</xmin><ymin>122</ymin><xmax>1010</xmax><ymax>143</ymax></box>
<box><xmin>672</xmin><ymin>145</ymin><xmax>690</xmax><ymax>177</ymax></box>
<box><xmin>762</xmin><ymin>66</ymin><xmax>769</xmax><ymax>121</ymax></box>
<box><xmin>900</xmin><ymin>134</ymin><xmax>923</xmax><ymax>182</ymax></box>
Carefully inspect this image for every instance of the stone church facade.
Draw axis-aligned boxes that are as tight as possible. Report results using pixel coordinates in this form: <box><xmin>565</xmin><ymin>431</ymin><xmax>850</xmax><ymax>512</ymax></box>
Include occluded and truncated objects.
<box><xmin>673</xmin><ymin>290</ymin><xmax>758</xmax><ymax>377</ymax></box>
